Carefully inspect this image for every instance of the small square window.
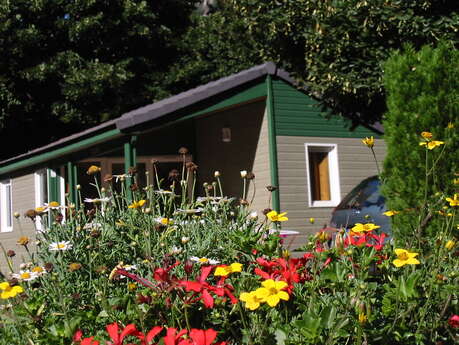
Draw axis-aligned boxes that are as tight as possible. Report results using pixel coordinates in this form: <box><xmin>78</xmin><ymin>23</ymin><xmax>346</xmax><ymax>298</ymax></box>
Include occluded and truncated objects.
<box><xmin>305</xmin><ymin>144</ymin><xmax>341</xmax><ymax>207</ymax></box>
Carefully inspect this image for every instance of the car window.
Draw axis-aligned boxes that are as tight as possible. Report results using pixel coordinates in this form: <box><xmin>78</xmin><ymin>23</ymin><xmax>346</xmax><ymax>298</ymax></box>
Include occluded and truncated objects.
<box><xmin>337</xmin><ymin>177</ymin><xmax>383</xmax><ymax>210</ymax></box>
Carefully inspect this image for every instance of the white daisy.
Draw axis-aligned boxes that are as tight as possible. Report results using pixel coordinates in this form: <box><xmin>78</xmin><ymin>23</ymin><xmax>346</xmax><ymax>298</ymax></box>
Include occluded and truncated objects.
<box><xmin>122</xmin><ymin>264</ymin><xmax>137</xmax><ymax>271</ymax></box>
<box><xmin>12</xmin><ymin>270</ymin><xmax>38</xmax><ymax>282</ymax></box>
<box><xmin>171</xmin><ymin>246</ymin><xmax>182</xmax><ymax>255</ymax></box>
<box><xmin>49</xmin><ymin>241</ymin><xmax>72</xmax><ymax>251</ymax></box>
<box><xmin>154</xmin><ymin>189</ymin><xmax>173</xmax><ymax>195</ymax></box>
<box><xmin>84</xmin><ymin>197</ymin><xmax>111</xmax><ymax>203</ymax></box>
<box><xmin>190</xmin><ymin>256</ymin><xmax>220</xmax><ymax>265</ymax></box>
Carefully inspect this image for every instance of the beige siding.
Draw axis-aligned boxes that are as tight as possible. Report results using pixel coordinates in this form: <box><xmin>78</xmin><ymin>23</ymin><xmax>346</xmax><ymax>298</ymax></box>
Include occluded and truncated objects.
<box><xmin>0</xmin><ymin>173</ymin><xmax>37</xmax><ymax>273</ymax></box>
<box><xmin>246</xmin><ymin>108</ymin><xmax>271</xmax><ymax>214</ymax></box>
<box><xmin>277</xmin><ymin>136</ymin><xmax>387</xmax><ymax>250</ymax></box>
<box><xmin>195</xmin><ymin>100</ymin><xmax>269</xmax><ymax>204</ymax></box>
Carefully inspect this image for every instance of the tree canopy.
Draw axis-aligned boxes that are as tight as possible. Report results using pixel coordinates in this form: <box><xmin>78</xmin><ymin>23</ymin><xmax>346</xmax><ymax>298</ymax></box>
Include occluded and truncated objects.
<box><xmin>224</xmin><ymin>0</ymin><xmax>459</xmax><ymax>127</ymax></box>
<box><xmin>0</xmin><ymin>0</ymin><xmax>195</xmax><ymax>158</ymax></box>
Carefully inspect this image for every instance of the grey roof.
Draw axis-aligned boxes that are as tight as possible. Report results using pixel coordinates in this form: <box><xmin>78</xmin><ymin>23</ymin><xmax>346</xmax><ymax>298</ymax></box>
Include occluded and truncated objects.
<box><xmin>116</xmin><ymin>62</ymin><xmax>282</xmax><ymax>130</ymax></box>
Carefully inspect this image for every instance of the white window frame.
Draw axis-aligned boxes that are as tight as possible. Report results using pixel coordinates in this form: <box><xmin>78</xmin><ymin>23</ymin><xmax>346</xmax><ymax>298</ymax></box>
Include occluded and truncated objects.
<box><xmin>34</xmin><ymin>170</ymin><xmax>48</xmax><ymax>231</ymax></box>
<box><xmin>0</xmin><ymin>179</ymin><xmax>13</xmax><ymax>232</ymax></box>
<box><xmin>304</xmin><ymin>143</ymin><xmax>341</xmax><ymax>207</ymax></box>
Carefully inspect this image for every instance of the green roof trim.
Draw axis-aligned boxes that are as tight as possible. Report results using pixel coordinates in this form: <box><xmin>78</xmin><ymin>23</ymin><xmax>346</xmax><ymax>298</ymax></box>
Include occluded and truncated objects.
<box><xmin>0</xmin><ymin>128</ymin><xmax>122</xmax><ymax>176</ymax></box>
<box><xmin>272</xmin><ymin>79</ymin><xmax>382</xmax><ymax>138</ymax></box>
<box><xmin>187</xmin><ymin>81</ymin><xmax>267</xmax><ymax>119</ymax></box>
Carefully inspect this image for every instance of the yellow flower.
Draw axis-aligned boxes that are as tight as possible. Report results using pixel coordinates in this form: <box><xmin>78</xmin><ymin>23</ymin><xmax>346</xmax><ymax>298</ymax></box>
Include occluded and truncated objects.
<box><xmin>155</xmin><ymin>217</ymin><xmax>171</xmax><ymax>225</ymax></box>
<box><xmin>454</xmin><ymin>178</ymin><xmax>459</xmax><ymax>185</ymax></box>
<box><xmin>128</xmin><ymin>283</ymin><xmax>137</xmax><ymax>291</ymax></box>
<box><xmin>445</xmin><ymin>240</ymin><xmax>456</xmax><ymax>250</ymax></box>
<box><xmin>266</xmin><ymin>211</ymin><xmax>288</xmax><ymax>222</ymax></box>
<box><xmin>351</xmin><ymin>223</ymin><xmax>380</xmax><ymax>233</ymax></box>
<box><xmin>17</xmin><ymin>236</ymin><xmax>30</xmax><ymax>246</ymax></box>
<box><xmin>128</xmin><ymin>200</ymin><xmax>146</xmax><ymax>209</ymax></box>
<box><xmin>361</xmin><ymin>136</ymin><xmax>374</xmax><ymax>148</ymax></box>
<box><xmin>446</xmin><ymin>194</ymin><xmax>459</xmax><ymax>207</ymax></box>
<box><xmin>309</xmin><ymin>217</ymin><xmax>315</xmax><ymax>224</ymax></box>
<box><xmin>35</xmin><ymin>206</ymin><xmax>47</xmax><ymax>214</ymax></box>
<box><xmin>69</xmin><ymin>263</ymin><xmax>82</xmax><ymax>272</ymax></box>
<box><xmin>0</xmin><ymin>282</ymin><xmax>24</xmax><ymax>299</ymax></box>
<box><xmin>32</xmin><ymin>266</ymin><xmax>44</xmax><ymax>274</ymax></box>
<box><xmin>393</xmin><ymin>249</ymin><xmax>420</xmax><ymax>267</ymax></box>
<box><xmin>87</xmin><ymin>165</ymin><xmax>101</xmax><ymax>175</ymax></box>
<box><xmin>421</xmin><ymin>131</ymin><xmax>433</xmax><ymax>140</ymax></box>
<box><xmin>447</xmin><ymin>122</ymin><xmax>454</xmax><ymax>129</ymax></box>
<box><xmin>254</xmin><ymin>279</ymin><xmax>289</xmax><ymax>307</ymax></box>
<box><xmin>240</xmin><ymin>291</ymin><xmax>264</xmax><ymax>310</ymax></box>
<box><xmin>315</xmin><ymin>231</ymin><xmax>330</xmax><ymax>242</ymax></box>
<box><xmin>419</xmin><ymin>140</ymin><xmax>444</xmax><ymax>150</ymax></box>
<box><xmin>214</xmin><ymin>263</ymin><xmax>242</xmax><ymax>277</ymax></box>
<box><xmin>383</xmin><ymin>210</ymin><xmax>400</xmax><ymax>217</ymax></box>
<box><xmin>358</xmin><ymin>312</ymin><xmax>367</xmax><ymax>324</ymax></box>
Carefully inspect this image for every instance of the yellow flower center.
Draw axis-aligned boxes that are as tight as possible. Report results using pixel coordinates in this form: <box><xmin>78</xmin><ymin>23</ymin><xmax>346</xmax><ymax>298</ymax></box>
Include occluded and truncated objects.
<box><xmin>32</xmin><ymin>267</ymin><xmax>43</xmax><ymax>273</ymax></box>
<box><xmin>20</xmin><ymin>272</ymin><xmax>31</xmax><ymax>279</ymax></box>
<box><xmin>57</xmin><ymin>243</ymin><xmax>66</xmax><ymax>249</ymax></box>
<box><xmin>398</xmin><ymin>252</ymin><xmax>409</xmax><ymax>260</ymax></box>
<box><xmin>199</xmin><ymin>258</ymin><xmax>209</xmax><ymax>263</ymax></box>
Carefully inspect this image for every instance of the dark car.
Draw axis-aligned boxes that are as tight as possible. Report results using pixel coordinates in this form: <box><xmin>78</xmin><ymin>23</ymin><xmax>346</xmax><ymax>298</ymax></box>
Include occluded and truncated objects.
<box><xmin>329</xmin><ymin>176</ymin><xmax>390</xmax><ymax>236</ymax></box>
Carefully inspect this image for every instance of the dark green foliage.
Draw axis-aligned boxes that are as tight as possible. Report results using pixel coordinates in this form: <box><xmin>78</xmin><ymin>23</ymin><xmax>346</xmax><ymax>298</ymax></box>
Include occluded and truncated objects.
<box><xmin>0</xmin><ymin>0</ymin><xmax>195</xmax><ymax>158</ymax></box>
<box><xmin>381</xmin><ymin>41</ymin><xmax>459</xmax><ymax>244</ymax></box>
<box><xmin>225</xmin><ymin>0</ymin><xmax>459</xmax><ymax>127</ymax></box>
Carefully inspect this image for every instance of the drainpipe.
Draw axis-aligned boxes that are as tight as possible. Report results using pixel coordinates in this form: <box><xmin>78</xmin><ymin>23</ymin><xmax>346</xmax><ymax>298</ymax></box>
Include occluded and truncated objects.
<box><xmin>124</xmin><ymin>135</ymin><xmax>137</xmax><ymax>201</ymax></box>
<box><xmin>266</xmin><ymin>75</ymin><xmax>280</xmax><ymax>212</ymax></box>
<box><xmin>67</xmin><ymin>161</ymin><xmax>77</xmax><ymax>206</ymax></box>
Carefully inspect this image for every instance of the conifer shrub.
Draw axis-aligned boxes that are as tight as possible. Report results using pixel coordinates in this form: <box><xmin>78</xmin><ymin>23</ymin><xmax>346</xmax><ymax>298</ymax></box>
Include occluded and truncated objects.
<box><xmin>382</xmin><ymin>41</ymin><xmax>459</xmax><ymax>245</ymax></box>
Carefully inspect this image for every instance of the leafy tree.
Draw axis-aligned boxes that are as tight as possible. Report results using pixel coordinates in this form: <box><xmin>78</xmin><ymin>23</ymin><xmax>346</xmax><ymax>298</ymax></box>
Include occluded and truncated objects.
<box><xmin>224</xmin><ymin>0</ymin><xmax>459</xmax><ymax>127</ymax></box>
<box><xmin>0</xmin><ymin>0</ymin><xmax>195</xmax><ymax>159</ymax></box>
<box><xmin>381</xmin><ymin>41</ymin><xmax>459</xmax><ymax>244</ymax></box>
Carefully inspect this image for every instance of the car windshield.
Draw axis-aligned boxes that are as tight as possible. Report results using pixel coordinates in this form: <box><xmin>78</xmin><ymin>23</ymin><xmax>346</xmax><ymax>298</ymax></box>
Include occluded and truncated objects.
<box><xmin>336</xmin><ymin>177</ymin><xmax>384</xmax><ymax>210</ymax></box>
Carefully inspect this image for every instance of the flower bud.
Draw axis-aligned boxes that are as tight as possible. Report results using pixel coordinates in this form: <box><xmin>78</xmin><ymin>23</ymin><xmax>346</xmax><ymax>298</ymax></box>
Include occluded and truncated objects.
<box><xmin>240</xmin><ymin>170</ymin><xmax>247</xmax><ymax>178</ymax></box>
<box><xmin>13</xmin><ymin>212</ymin><xmax>20</xmax><ymax>219</ymax></box>
<box><xmin>181</xmin><ymin>236</ymin><xmax>190</xmax><ymax>244</ymax></box>
<box><xmin>214</xmin><ymin>171</ymin><xmax>220</xmax><ymax>178</ymax></box>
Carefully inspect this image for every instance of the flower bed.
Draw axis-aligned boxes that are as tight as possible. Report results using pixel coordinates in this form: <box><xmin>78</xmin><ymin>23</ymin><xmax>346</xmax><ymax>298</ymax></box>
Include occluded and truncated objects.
<box><xmin>0</xmin><ymin>134</ymin><xmax>458</xmax><ymax>345</ymax></box>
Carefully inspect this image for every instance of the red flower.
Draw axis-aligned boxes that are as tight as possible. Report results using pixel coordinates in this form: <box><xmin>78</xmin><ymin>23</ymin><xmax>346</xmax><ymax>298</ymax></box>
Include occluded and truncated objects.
<box><xmin>448</xmin><ymin>314</ymin><xmax>459</xmax><ymax>328</ymax></box>
<box><xmin>163</xmin><ymin>328</ymin><xmax>188</xmax><ymax>345</ymax></box>
<box><xmin>106</xmin><ymin>323</ymin><xmax>142</xmax><ymax>345</ymax></box>
<box><xmin>163</xmin><ymin>328</ymin><xmax>226</xmax><ymax>345</ymax></box>
<box><xmin>254</xmin><ymin>256</ymin><xmax>313</xmax><ymax>293</ymax></box>
<box><xmin>73</xmin><ymin>330</ymin><xmax>100</xmax><ymax>345</ymax></box>
<box><xmin>136</xmin><ymin>326</ymin><xmax>163</xmax><ymax>345</ymax></box>
<box><xmin>179</xmin><ymin>266</ymin><xmax>237</xmax><ymax>308</ymax></box>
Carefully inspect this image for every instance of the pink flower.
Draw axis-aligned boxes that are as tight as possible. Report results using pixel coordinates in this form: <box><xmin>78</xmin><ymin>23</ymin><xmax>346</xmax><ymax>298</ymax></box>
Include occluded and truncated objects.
<box><xmin>448</xmin><ymin>315</ymin><xmax>459</xmax><ymax>328</ymax></box>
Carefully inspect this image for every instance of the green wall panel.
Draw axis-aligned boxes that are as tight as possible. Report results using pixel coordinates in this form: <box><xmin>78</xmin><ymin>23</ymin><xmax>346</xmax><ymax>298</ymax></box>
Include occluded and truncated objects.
<box><xmin>272</xmin><ymin>79</ymin><xmax>380</xmax><ymax>138</ymax></box>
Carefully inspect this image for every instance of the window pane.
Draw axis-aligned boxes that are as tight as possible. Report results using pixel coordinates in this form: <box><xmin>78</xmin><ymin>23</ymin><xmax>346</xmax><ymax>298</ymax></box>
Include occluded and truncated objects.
<box><xmin>6</xmin><ymin>183</ymin><xmax>12</xmax><ymax>227</ymax></box>
<box><xmin>309</xmin><ymin>151</ymin><xmax>330</xmax><ymax>201</ymax></box>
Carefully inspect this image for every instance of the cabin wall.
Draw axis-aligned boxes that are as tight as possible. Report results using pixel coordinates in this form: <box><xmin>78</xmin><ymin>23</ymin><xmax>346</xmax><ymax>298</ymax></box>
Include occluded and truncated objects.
<box><xmin>0</xmin><ymin>173</ymin><xmax>37</xmax><ymax>273</ymax></box>
<box><xmin>195</xmin><ymin>100</ymin><xmax>268</xmax><ymax>202</ymax></box>
<box><xmin>276</xmin><ymin>136</ymin><xmax>386</xmax><ymax>249</ymax></box>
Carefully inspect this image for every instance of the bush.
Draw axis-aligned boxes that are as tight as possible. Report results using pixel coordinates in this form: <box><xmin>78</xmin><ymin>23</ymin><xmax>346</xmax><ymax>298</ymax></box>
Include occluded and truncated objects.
<box><xmin>382</xmin><ymin>41</ymin><xmax>459</xmax><ymax>245</ymax></box>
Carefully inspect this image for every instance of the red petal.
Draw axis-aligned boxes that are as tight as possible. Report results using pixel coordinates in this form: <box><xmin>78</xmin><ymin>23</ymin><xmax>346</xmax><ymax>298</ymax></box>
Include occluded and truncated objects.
<box><xmin>81</xmin><ymin>337</ymin><xmax>100</xmax><ymax>345</ymax></box>
<box><xmin>73</xmin><ymin>329</ymin><xmax>83</xmax><ymax>342</ymax></box>
<box><xmin>146</xmin><ymin>326</ymin><xmax>163</xmax><ymax>343</ymax></box>
<box><xmin>164</xmin><ymin>328</ymin><xmax>178</xmax><ymax>345</ymax></box>
<box><xmin>106</xmin><ymin>323</ymin><xmax>119</xmax><ymax>343</ymax></box>
<box><xmin>254</xmin><ymin>268</ymin><xmax>270</xmax><ymax>280</ymax></box>
<box><xmin>202</xmin><ymin>289</ymin><xmax>214</xmax><ymax>308</ymax></box>
<box><xmin>120</xmin><ymin>324</ymin><xmax>139</xmax><ymax>342</ymax></box>
<box><xmin>199</xmin><ymin>265</ymin><xmax>213</xmax><ymax>282</ymax></box>
<box><xmin>224</xmin><ymin>288</ymin><xmax>238</xmax><ymax>304</ymax></box>
<box><xmin>181</xmin><ymin>281</ymin><xmax>203</xmax><ymax>292</ymax></box>
<box><xmin>190</xmin><ymin>329</ymin><xmax>217</xmax><ymax>345</ymax></box>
